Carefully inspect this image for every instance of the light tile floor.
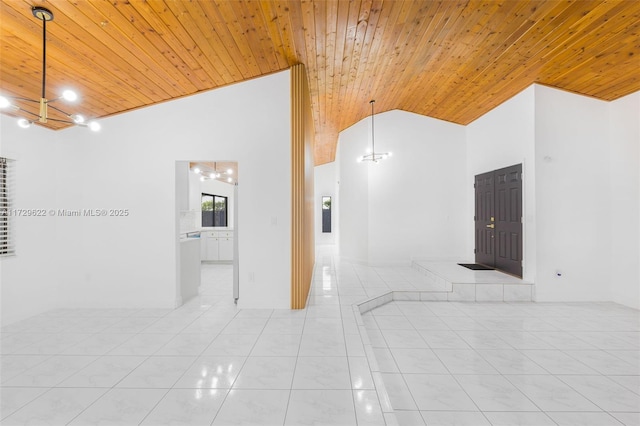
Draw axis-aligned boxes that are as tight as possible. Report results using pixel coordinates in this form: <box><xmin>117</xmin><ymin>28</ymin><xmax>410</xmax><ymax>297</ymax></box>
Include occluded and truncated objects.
<box><xmin>1</xmin><ymin>250</ymin><xmax>390</xmax><ymax>425</ymax></box>
<box><xmin>363</xmin><ymin>299</ymin><xmax>640</xmax><ymax>425</ymax></box>
<box><xmin>1</xmin><ymin>246</ymin><xmax>639</xmax><ymax>425</ymax></box>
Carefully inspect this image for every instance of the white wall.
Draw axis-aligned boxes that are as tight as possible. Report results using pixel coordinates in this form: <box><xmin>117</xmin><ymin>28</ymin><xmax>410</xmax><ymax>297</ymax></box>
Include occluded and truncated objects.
<box><xmin>1</xmin><ymin>70</ymin><xmax>293</xmax><ymax>324</ymax></box>
<box><xmin>67</xmin><ymin>71</ymin><xmax>291</xmax><ymax>310</ymax></box>
<box><xmin>466</xmin><ymin>86</ymin><xmax>536</xmax><ymax>282</ymax></box>
<box><xmin>314</xmin><ymin>162</ymin><xmax>337</xmax><ymax>245</ymax></box>
<box><xmin>338</xmin><ymin>110</ymin><xmax>467</xmax><ymax>265</ymax></box>
<box><xmin>0</xmin><ymin>119</ymin><xmax>62</xmax><ymax>324</ymax></box>
<box><xmin>333</xmin><ymin>146</ymin><xmax>341</xmax><ymax>254</ymax></box>
<box><xmin>609</xmin><ymin>92</ymin><xmax>640</xmax><ymax>309</ymax></box>
<box><xmin>534</xmin><ymin>85</ymin><xmax>611</xmax><ymax>302</ymax></box>
<box><xmin>337</xmin><ymin>122</ymin><xmax>369</xmax><ymax>263</ymax></box>
<box><xmin>188</xmin><ymin>168</ymin><xmax>202</xmax><ymax>211</ymax></box>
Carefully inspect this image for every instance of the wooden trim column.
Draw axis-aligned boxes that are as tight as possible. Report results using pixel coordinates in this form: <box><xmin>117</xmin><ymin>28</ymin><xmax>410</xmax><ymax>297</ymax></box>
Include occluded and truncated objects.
<box><xmin>291</xmin><ymin>64</ymin><xmax>315</xmax><ymax>309</ymax></box>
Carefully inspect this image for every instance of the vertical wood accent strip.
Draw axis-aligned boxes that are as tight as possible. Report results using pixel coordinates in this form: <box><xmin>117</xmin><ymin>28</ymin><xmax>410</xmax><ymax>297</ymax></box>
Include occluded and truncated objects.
<box><xmin>291</xmin><ymin>64</ymin><xmax>315</xmax><ymax>309</ymax></box>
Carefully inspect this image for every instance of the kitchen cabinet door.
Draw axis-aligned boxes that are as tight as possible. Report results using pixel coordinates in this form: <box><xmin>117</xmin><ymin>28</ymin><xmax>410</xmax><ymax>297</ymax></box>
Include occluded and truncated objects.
<box><xmin>205</xmin><ymin>237</ymin><xmax>219</xmax><ymax>261</ymax></box>
<box><xmin>218</xmin><ymin>237</ymin><xmax>233</xmax><ymax>261</ymax></box>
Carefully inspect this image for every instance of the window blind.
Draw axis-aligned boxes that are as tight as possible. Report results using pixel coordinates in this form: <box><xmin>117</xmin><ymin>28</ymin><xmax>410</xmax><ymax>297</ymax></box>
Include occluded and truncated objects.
<box><xmin>0</xmin><ymin>157</ymin><xmax>15</xmax><ymax>256</ymax></box>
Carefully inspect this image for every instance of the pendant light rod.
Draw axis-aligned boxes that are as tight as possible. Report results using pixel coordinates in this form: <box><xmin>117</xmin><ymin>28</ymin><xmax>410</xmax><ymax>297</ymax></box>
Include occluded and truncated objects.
<box><xmin>357</xmin><ymin>99</ymin><xmax>391</xmax><ymax>163</ymax></box>
<box><xmin>370</xmin><ymin>99</ymin><xmax>375</xmax><ymax>154</ymax></box>
<box><xmin>33</xmin><ymin>6</ymin><xmax>54</xmax><ymax>123</ymax></box>
<box><xmin>41</xmin><ymin>14</ymin><xmax>47</xmax><ymax>99</ymax></box>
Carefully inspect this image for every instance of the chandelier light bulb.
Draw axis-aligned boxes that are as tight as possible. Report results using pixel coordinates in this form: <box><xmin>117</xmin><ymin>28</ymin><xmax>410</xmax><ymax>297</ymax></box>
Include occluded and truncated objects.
<box><xmin>17</xmin><ymin>118</ymin><xmax>31</xmax><ymax>128</ymax></box>
<box><xmin>216</xmin><ymin>173</ymin><xmax>221</xmax><ymax>178</ymax></box>
<box><xmin>227</xmin><ymin>177</ymin><xmax>232</xmax><ymax>183</ymax></box>
<box><xmin>227</xmin><ymin>169</ymin><xmax>233</xmax><ymax>174</ymax></box>
<box><xmin>200</xmin><ymin>176</ymin><xmax>205</xmax><ymax>182</ymax></box>
<box><xmin>209</xmin><ymin>173</ymin><xmax>215</xmax><ymax>178</ymax></box>
<box><xmin>88</xmin><ymin>121</ymin><xmax>101</xmax><ymax>132</ymax></box>
<box><xmin>62</xmin><ymin>89</ymin><xmax>78</xmax><ymax>102</ymax></box>
<box><xmin>194</xmin><ymin>167</ymin><xmax>201</xmax><ymax>174</ymax></box>
<box><xmin>0</xmin><ymin>96</ymin><xmax>10</xmax><ymax>108</ymax></box>
<box><xmin>356</xmin><ymin>156</ymin><xmax>363</xmax><ymax>163</ymax></box>
<box><xmin>71</xmin><ymin>114</ymin><xmax>85</xmax><ymax>124</ymax></box>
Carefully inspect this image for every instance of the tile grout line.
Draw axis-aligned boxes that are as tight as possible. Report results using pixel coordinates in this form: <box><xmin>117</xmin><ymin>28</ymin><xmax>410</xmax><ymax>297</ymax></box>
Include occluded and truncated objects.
<box><xmin>281</xmin><ymin>282</ymin><xmax>310</xmax><ymax>426</ymax></box>
<box><xmin>65</xmin><ymin>303</ymin><xmax>222</xmax><ymax>425</ymax></box>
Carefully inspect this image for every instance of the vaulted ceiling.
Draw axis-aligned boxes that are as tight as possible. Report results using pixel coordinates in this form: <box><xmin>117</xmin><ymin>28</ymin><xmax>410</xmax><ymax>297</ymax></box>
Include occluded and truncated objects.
<box><xmin>1</xmin><ymin>1</ymin><xmax>639</xmax><ymax>164</ymax></box>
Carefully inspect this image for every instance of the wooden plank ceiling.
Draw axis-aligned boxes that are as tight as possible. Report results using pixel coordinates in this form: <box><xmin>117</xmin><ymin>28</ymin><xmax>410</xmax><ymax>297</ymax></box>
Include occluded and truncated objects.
<box><xmin>1</xmin><ymin>0</ymin><xmax>639</xmax><ymax>165</ymax></box>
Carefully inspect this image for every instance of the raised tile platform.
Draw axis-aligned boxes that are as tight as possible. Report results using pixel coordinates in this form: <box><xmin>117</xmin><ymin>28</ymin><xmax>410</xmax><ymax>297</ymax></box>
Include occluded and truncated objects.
<box><xmin>410</xmin><ymin>260</ymin><xmax>534</xmax><ymax>302</ymax></box>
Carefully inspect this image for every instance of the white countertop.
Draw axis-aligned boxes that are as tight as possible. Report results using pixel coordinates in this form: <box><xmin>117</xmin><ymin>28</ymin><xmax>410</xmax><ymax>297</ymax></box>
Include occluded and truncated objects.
<box><xmin>179</xmin><ymin>237</ymin><xmax>200</xmax><ymax>243</ymax></box>
<box><xmin>179</xmin><ymin>228</ymin><xmax>234</xmax><ymax>238</ymax></box>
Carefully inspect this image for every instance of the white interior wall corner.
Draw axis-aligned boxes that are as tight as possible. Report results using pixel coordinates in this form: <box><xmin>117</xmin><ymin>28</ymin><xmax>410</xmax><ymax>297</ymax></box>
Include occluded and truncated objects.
<box><xmin>1</xmin><ymin>70</ymin><xmax>293</xmax><ymax>325</ymax></box>
<box><xmin>534</xmin><ymin>85</ymin><xmax>611</xmax><ymax>302</ymax></box>
<box><xmin>608</xmin><ymin>91</ymin><xmax>640</xmax><ymax>309</ymax></box>
<box><xmin>339</xmin><ymin>110</ymin><xmax>466</xmax><ymax>266</ymax></box>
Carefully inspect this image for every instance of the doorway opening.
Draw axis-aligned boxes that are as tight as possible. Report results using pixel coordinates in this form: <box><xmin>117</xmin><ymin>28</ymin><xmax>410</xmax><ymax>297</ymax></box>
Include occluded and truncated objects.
<box><xmin>176</xmin><ymin>160</ymin><xmax>239</xmax><ymax>307</ymax></box>
<box><xmin>474</xmin><ymin>163</ymin><xmax>523</xmax><ymax>277</ymax></box>
<box><xmin>322</xmin><ymin>196</ymin><xmax>332</xmax><ymax>233</ymax></box>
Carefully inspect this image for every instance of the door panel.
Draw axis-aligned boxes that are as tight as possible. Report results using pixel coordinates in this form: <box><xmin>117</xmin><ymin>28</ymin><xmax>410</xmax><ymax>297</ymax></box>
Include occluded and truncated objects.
<box><xmin>474</xmin><ymin>164</ymin><xmax>523</xmax><ymax>277</ymax></box>
<box><xmin>494</xmin><ymin>164</ymin><xmax>523</xmax><ymax>277</ymax></box>
<box><xmin>474</xmin><ymin>171</ymin><xmax>494</xmax><ymax>267</ymax></box>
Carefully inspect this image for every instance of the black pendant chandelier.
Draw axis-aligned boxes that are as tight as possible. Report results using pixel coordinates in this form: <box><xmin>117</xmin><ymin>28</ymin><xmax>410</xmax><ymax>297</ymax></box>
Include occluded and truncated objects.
<box><xmin>0</xmin><ymin>6</ymin><xmax>101</xmax><ymax>131</ymax></box>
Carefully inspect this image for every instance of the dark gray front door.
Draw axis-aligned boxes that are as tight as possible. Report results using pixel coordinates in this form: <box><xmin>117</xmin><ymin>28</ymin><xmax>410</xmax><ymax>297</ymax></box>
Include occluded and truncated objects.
<box><xmin>475</xmin><ymin>164</ymin><xmax>523</xmax><ymax>277</ymax></box>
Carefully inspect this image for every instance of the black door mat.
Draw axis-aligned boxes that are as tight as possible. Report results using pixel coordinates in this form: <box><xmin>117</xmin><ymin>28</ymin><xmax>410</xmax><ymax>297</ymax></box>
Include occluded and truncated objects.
<box><xmin>458</xmin><ymin>263</ymin><xmax>495</xmax><ymax>270</ymax></box>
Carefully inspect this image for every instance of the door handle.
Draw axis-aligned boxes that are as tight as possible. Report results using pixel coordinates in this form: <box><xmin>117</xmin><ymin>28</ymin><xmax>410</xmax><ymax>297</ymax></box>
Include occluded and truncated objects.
<box><xmin>486</xmin><ymin>224</ymin><xmax>495</xmax><ymax>229</ymax></box>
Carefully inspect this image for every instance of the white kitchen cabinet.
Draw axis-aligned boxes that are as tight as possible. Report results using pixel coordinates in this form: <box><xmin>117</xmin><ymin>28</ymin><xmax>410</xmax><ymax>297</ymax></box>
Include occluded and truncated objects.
<box><xmin>200</xmin><ymin>236</ymin><xmax>207</xmax><ymax>260</ymax></box>
<box><xmin>205</xmin><ymin>236</ymin><xmax>219</xmax><ymax>261</ymax></box>
<box><xmin>201</xmin><ymin>230</ymin><xmax>234</xmax><ymax>262</ymax></box>
<box><xmin>218</xmin><ymin>237</ymin><xmax>233</xmax><ymax>261</ymax></box>
<box><xmin>180</xmin><ymin>238</ymin><xmax>201</xmax><ymax>303</ymax></box>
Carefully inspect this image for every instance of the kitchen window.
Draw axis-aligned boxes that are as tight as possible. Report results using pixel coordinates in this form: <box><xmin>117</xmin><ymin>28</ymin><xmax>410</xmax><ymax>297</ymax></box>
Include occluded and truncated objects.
<box><xmin>0</xmin><ymin>157</ymin><xmax>15</xmax><ymax>257</ymax></box>
<box><xmin>202</xmin><ymin>193</ymin><xmax>228</xmax><ymax>227</ymax></box>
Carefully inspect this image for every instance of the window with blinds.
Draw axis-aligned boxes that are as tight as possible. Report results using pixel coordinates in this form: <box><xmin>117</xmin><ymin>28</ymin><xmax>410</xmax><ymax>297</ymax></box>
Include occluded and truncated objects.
<box><xmin>0</xmin><ymin>157</ymin><xmax>15</xmax><ymax>257</ymax></box>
